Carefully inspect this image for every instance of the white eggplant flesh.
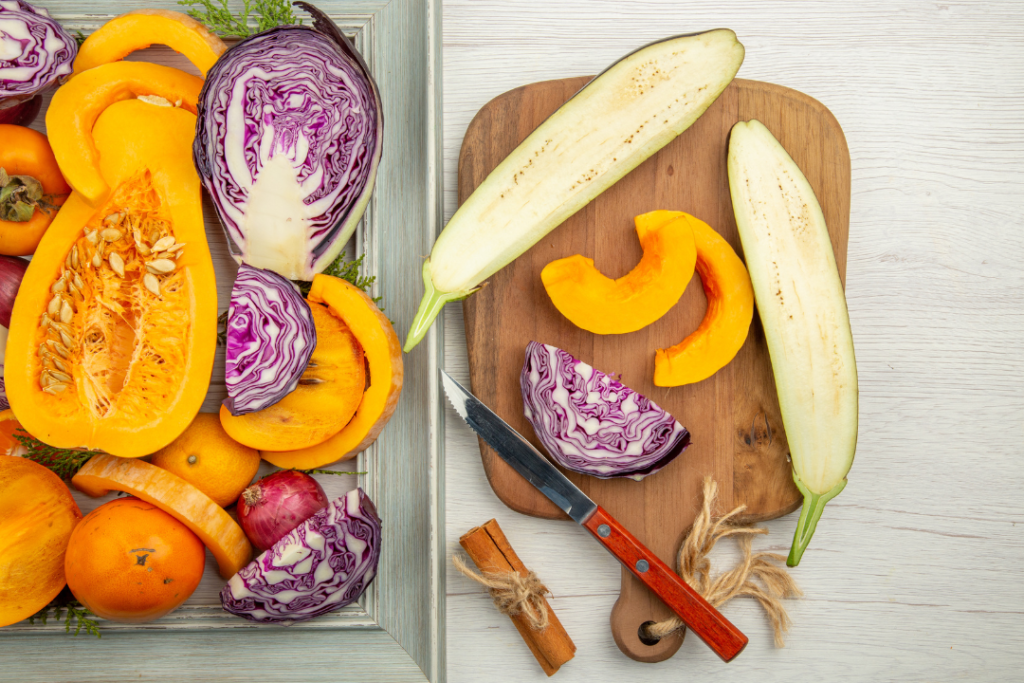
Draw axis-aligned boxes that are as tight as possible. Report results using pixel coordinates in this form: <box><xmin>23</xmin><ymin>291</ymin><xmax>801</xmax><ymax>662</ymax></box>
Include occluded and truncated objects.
<box><xmin>727</xmin><ymin>119</ymin><xmax>858</xmax><ymax>566</ymax></box>
<box><xmin>404</xmin><ymin>30</ymin><xmax>745</xmax><ymax>350</ymax></box>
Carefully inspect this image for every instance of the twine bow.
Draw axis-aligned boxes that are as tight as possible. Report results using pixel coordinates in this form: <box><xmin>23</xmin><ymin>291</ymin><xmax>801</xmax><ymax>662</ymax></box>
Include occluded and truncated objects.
<box><xmin>453</xmin><ymin>554</ymin><xmax>551</xmax><ymax>631</ymax></box>
<box><xmin>643</xmin><ymin>476</ymin><xmax>802</xmax><ymax>647</ymax></box>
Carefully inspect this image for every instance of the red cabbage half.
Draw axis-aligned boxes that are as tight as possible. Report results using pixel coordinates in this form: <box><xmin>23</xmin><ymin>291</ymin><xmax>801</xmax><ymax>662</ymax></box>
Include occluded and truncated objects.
<box><xmin>521</xmin><ymin>341</ymin><xmax>690</xmax><ymax>481</ymax></box>
<box><xmin>221</xmin><ymin>487</ymin><xmax>381</xmax><ymax>624</ymax></box>
<box><xmin>194</xmin><ymin>4</ymin><xmax>383</xmax><ymax>281</ymax></box>
<box><xmin>224</xmin><ymin>264</ymin><xmax>316</xmax><ymax>415</ymax></box>
<box><xmin>0</xmin><ymin>0</ymin><xmax>76</xmax><ymax>124</ymax></box>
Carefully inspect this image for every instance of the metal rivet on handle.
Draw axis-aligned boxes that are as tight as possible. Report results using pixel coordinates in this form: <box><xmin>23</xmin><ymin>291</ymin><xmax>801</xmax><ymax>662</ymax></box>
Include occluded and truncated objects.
<box><xmin>597</xmin><ymin>524</ymin><xmax>611</xmax><ymax>537</ymax></box>
<box><xmin>635</xmin><ymin>559</ymin><xmax>649</xmax><ymax>573</ymax></box>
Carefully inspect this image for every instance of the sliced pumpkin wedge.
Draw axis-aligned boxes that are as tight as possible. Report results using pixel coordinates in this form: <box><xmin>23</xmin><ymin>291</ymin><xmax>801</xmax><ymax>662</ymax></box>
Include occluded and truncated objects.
<box><xmin>261</xmin><ymin>275</ymin><xmax>403</xmax><ymax>469</ymax></box>
<box><xmin>72</xmin><ymin>454</ymin><xmax>252</xmax><ymax>579</ymax></box>
<box><xmin>220</xmin><ymin>302</ymin><xmax>366</xmax><ymax>451</ymax></box>
<box><xmin>74</xmin><ymin>10</ymin><xmax>227</xmax><ymax>78</ymax></box>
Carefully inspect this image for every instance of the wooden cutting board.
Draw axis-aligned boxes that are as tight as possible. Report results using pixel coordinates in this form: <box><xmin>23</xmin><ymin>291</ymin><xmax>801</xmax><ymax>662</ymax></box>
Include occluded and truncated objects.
<box><xmin>461</xmin><ymin>77</ymin><xmax>850</xmax><ymax>663</ymax></box>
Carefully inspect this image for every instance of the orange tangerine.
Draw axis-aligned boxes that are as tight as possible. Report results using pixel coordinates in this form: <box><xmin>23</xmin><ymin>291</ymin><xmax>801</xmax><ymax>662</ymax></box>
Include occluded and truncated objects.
<box><xmin>150</xmin><ymin>413</ymin><xmax>260</xmax><ymax>507</ymax></box>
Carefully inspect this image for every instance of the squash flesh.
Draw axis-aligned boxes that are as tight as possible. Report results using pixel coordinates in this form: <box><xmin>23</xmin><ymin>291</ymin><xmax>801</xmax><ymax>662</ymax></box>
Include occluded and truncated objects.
<box><xmin>6</xmin><ymin>101</ymin><xmax>215</xmax><ymax>458</ymax></box>
<box><xmin>541</xmin><ymin>214</ymin><xmax>696</xmax><ymax>334</ymax></box>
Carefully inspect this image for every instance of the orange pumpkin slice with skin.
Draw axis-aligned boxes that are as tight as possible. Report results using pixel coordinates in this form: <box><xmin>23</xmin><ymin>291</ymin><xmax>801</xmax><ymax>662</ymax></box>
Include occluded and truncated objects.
<box><xmin>261</xmin><ymin>275</ymin><xmax>403</xmax><ymax>469</ymax></box>
<box><xmin>220</xmin><ymin>302</ymin><xmax>366</xmax><ymax>452</ymax></box>
<box><xmin>0</xmin><ymin>453</ymin><xmax>83</xmax><ymax>627</ymax></box>
<box><xmin>541</xmin><ymin>214</ymin><xmax>697</xmax><ymax>334</ymax></box>
<box><xmin>646</xmin><ymin>211</ymin><xmax>755</xmax><ymax>387</ymax></box>
<box><xmin>73</xmin><ymin>10</ymin><xmax>227</xmax><ymax>78</ymax></box>
<box><xmin>46</xmin><ymin>62</ymin><xmax>203</xmax><ymax>206</ymax></box>
<box><xmin>72</xmin><ymin>455</ymin><xmax>252</xmax><ymax>579</ymax></box>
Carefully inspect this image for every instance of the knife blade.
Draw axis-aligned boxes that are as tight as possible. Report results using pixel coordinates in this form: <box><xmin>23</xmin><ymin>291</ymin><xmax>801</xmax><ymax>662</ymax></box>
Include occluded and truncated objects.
<box><xmin>440</xmin><ymin>370</ymin><xmax>748</xmax><ymax>662</ymax></box>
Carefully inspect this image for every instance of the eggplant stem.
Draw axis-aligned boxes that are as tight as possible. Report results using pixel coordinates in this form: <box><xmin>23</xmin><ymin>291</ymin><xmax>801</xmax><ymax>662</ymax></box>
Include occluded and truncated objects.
<box><xmin>403</xmin><ymin>260</ymin><xmax>475</xmax><ymax>352</ymax></box>
<box><xmin>787</xmin><ymin>473</ymin><xmax>847</xmax><ymax>567</ymax></box>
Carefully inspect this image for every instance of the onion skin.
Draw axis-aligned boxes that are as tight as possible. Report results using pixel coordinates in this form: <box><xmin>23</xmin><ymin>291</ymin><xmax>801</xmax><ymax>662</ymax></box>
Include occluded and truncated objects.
<box><xmin>237</xmin><ymin>470</ymin><xmax>328</xmax><ymax>552</ymax></box>
<box><xmin>0</xmin><ymin>96</ymin><xmax>42</xmax><ymax>126</ymax></box>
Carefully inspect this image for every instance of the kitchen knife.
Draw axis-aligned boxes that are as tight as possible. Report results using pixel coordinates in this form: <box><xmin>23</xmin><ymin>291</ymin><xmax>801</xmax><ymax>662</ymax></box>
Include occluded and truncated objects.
<box><xmin>440</xmin><ymin>370</ymin><xmax>748</xmax><ymax>662</ymax></box>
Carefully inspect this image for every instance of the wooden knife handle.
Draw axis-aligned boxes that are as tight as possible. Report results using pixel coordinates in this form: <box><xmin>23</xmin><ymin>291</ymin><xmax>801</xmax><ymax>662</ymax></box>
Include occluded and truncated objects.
<box><xmin>582</xmin><ymin>505</ymin><xmax>748</xmax><ymax>662</ymax></box>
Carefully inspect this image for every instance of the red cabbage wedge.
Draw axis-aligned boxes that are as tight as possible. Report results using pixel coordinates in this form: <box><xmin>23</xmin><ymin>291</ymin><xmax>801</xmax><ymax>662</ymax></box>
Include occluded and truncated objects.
<box><xmin>0</xmin><ymin>0</ymin><xmax>76</xmax><ymax>125</ymax></box>
<box><xmin>221</xmin><ymin>487</ymin><xmax>381</xmax><ymax>624</ymax></box>
<box><xmin>224</xmin><ymin>264</ymin><xmax>316</xmax><ymax>415</ymax></box>
<box><xmin>522</xmin><ymin>341</ymin><xmax>690</xmax><ymax>481</ymax></box>
<box><xmin>404</xmin><ymin>30</ymin><xmax>744</xmax><ymax>351</ymax></box>
<box><xmin>728</xmin><ymin>120</ymin><xmax>858</xmax><ymax>566</ymax></box>
<box><xmin>194</xmin><ymin>3</ymin><xmax>382</xmax><ymax>280</ymax></box>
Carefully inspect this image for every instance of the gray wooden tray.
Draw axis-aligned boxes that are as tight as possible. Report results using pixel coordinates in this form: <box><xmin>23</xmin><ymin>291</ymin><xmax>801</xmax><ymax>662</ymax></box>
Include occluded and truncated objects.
<box><xmin>0</xmin><ymin>1</ymin><xmax>445</xmax><ymax>681</ymax></box>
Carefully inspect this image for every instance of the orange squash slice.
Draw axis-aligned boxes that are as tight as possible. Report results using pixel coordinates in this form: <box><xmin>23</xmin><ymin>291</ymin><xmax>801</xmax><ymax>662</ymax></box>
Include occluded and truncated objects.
<box><xmin>74</xmin><ymin>10</ymin><xmax>227</xmax><ymax>78</ymax></box>
<box><xmin>0</xmin><ymin>454</ymin><xmax>83</xmax><ymax>627</ymax></box>
<box><xmin>72</xmin><ymin>455</ymin><xmax>252</xmax><ymax>579</ymax></box>
<box><xmin>220</xmin><ymin>302</ymin><xmax>366</xmax><ymax>452</ymax></box>
<box><xmin>261</xmin><ymin>275</ymin><xmax>403</xmax><ymax>469</ymax></box>
<box><xmin>46</xmin><ymin>62</ymin><xmax>203</xmax><ymax>205</ymax></box>
<box><xmin>5</xmin><ymin>100</ymin><xmax>217</xmax><ymax>458</ymax></box>
<box><xmin>648</xmin><ymin>211</ymin><xmax>755</xmax><ymax>387</ymax></box>
<box><xmin>541</xmin><ymin>214</ymin><xmax>697</xmax><ymax>334</ymax></box>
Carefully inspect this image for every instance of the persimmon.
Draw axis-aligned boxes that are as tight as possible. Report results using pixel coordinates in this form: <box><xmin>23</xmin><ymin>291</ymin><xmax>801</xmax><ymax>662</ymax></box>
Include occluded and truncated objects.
<box><xmin>64</xmin><ymin>497</ymin><xmax>205</xmax><ymax>623</ymax></box>
<box><xmin>0</xmin><ymin>125</ymin><xmax>71</xmax><ymax>255</ymax></box>
<box><xmin>0</xmin><ymin>454</ymin><xmax>82</xmax><ymax>627</ymax></box>
<box><xmin>150</xmin><ymin>414</ymin><xmax>261</xmax><ymax>507</ymax></box>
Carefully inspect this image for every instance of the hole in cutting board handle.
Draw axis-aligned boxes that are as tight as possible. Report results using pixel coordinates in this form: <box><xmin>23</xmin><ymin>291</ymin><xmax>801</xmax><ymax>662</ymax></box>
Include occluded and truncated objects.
<box><xmin>638</xmin><ymin>621</ymin><xmax>662</xmax><ymax>646</ymax></box>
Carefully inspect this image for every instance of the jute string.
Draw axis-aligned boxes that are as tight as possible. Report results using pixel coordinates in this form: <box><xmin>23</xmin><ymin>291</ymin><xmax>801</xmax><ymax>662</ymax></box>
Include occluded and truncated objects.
<box><xmin>453</xmin><ymin>554</ymin><xmax>551</xmax><ymax>631</ymax></box>
<box><xmin>643</xmin><ymin>476</ymin><xmax>802</xmax><ymax>647</ymax></box>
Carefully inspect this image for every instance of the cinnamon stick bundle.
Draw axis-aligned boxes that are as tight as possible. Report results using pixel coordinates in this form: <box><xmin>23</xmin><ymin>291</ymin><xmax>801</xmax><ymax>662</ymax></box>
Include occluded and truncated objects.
<box><xmin>459</xmin><ymin>519</ymin><xmax>576</xmax><ymax>676</ymax></box>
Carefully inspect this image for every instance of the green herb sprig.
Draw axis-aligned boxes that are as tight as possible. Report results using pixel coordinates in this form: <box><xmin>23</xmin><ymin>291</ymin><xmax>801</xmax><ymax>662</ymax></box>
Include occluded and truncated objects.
<box><xmin>291</xmin><ymin>467</ymin><xmax>367</xmax><ymax>477</ymax></box>
<box><xmin>178</xmin><ymin>0</ymin><xmax>302</xmax><ymax>38</ymax></box>
<box><xmin>28</xmin><ymin>588</ymin><xmax>101</xmax><ymax>638</ymax></box>
<box><xmin>216</xmin><ymin>309</ymin><xmax>229</xmax><ymax>346</ymax></box>
<box><xmin>14</xmin><ymin>430</ymin><xmax>96</xmax><ymax>480</ymax></box>
<box><xmin>295</xmin><ymin>253</ymin><xmax>384</xmax><ymax>312</ymax></box>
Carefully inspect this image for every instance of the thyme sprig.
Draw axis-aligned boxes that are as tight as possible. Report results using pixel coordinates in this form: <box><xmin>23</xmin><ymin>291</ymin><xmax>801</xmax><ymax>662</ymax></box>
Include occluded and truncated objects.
<box><xmin>216</xmin><ymin>309</ymin><xmax>229</xmax><ymax>346</ymax></box>
<box><xmin>178</xmin><ymin>0</ymin><xmax>302</xmax><ymax>38</ymax></box>
<box><xmin>295</xmin><ymin>253</ymin><xmax>384</xmax><ymax>311</ymax></box>
<box><xmin>291</xmin><ymin>467</ymin><xmax>367</xmax><ymax>477</ymax></box>
<box><xmin>14</xmin><ymin>430</ymin><xmax>96</xmax><ymax>480</ymax></box>
<box><xmin>28</xmin><ymin>588</ymin><xmax>101</xmax><ymax>638</ymax></box>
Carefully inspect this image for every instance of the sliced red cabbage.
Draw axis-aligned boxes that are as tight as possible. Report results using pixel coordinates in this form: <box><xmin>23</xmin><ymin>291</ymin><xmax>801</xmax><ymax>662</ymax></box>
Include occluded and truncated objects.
<box><xmin>194</xmin><ymin>4</ymin><xmax>383</xmax><ymax>281</ymax></box>
<box><xmin>0</xmin><ymin>1</ymin><xmax>76</xmax><ymax>105</ymax></box>
<box><xmin>220</xmin><ymin>488</ymin><xmax>381</xmax><ymax>624</ymax></box>
<box><xmin>521</xmin><ymin>341</ymin><xmax>690</xmax><ymax>481</ymax></box>
<box><xmin>224</xmin><ymin>264</ymin><xmax>316</xmax><ymax>416</ymax></box>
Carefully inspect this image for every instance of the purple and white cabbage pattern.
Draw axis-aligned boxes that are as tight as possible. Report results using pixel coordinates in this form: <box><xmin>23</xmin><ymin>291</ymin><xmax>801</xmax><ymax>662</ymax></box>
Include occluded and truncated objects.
<box><xmin>521</xmin><ymin>341</ymin><xmax>690</xmax><ymax>481</ymax></box>
<box><xmin>0</xmin><ymin>1</ymin><xmax>76</xmax><ymax>99</ymax></box>
<box><xmin>221</xmin><ymin>488</ymin><xmax>382</xmax><ymax>624</ymax></box>
<box><xmin>194</xmin><ymin>23</ymin><xmax>382</xmax><ymax>280</ymax></box>
<box><xmin>224</xmin><ymin>264</ymin><xmax>316</xmax><ymax>416</ymax></box>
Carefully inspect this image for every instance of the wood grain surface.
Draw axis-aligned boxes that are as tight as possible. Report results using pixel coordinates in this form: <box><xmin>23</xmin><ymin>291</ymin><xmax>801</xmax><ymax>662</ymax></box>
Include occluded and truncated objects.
<box><xmin>443</xmin><ymin>2</ymin><xmax>1024</xmax><ymax>682</ymax></box>
<box><xmin>459</xmin><ymin>76</ymin><xmax>849</xmax><ymax>662</ymax></box>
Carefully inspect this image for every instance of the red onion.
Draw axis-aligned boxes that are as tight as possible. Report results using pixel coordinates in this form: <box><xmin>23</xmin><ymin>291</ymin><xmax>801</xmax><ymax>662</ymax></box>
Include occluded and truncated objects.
<box><xmin>0</xmin><ymin>255</ymin><xmax>28</xmax><ymax>411</ymax></box>
<box><xmin>237</xmin><ymin>470</ymin><xmax>328</xmax><ymax>551</ymax></box>
<box><xmin>0</xmin><ymin>94</ymin><xmax>41</xmax><ymax>126</ymax></box>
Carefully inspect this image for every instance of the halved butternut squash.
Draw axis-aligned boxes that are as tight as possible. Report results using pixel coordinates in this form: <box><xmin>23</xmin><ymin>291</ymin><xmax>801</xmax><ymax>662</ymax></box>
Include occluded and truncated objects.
<box><xmin>541</xmin><ymin>214</ymin><xmax>696</xmax><ymax>334</ymax></box>
<box><xmin>648</xmin><ymin>211</ymin><xmax>754</xmax><ymax>386</ymax></box>
<box><xmin>261</xmin><ymin>275</ymin><xmax>403</xmax><ymax>469</ymax></box>
<box><xmin>220</xmin><ymin>301</ymin><xmax>366</xmax><ymax>452</ymax></box>
<box><xmin>74</xmin><ymin>10</ymin><xmax>227</xmax><ymax>78</ymax></box>
<box><xmin>5</xmin><ymin>100</ymin><xmax>216</xmax><ymax>457</ymax></box>
<box><xmin>46</xmin><ymin>62</ymin><xmax>203</xmax><ymax>205</ymax></box>
<box><xmin>72</xmin><ymin>455</ymin><xmax>251</xmax><ymax>579</ymax></box>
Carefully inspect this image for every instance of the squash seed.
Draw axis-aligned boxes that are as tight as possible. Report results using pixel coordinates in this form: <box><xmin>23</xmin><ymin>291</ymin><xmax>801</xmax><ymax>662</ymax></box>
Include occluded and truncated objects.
<box><xmin>73</xmin><ymin>273</ymin><xmax>84</xmax><ymax>290</ymax></box>
<box><xmin>104</xmin><ymin>213</ymin><xmax>121</xmax><ymax>224</ymax></box>
<box><xmin>49</xmin><ymin>340</ymin><xmax>70</xmax><ymax>358</ymax></box>
<box><xmin>147</xmin><ymin>259</ymin><xmax>175</xmax><ymax>274</ymax></box>
<box><xmin>109</xmin><ymin>252</ymin><xmax>125</xmax><ymax>277</ymax></box>
<box><xmin>64</xmin><ymin>252</ymin><xmax>72</xmax><ymax>270</ymax></box>
<box><xmin>42</xmin><ymin>384</ymin><xmax>67</xmax><ymax>395</ymax></box>
<box><xmin>71</xmin><ymin>246</ymin><xmax>80</xmax><ymax>270</ymax></box>
<box><xmin>51</xmin><ymin>277</ymin><xmax>66</xmax><ymax>294</ymax></box>
<box><xmin>92</xmin><ymin>253</ymin><xmax>102</xmax><ymax>268</ymax></box>
<box><xmin>59</xmin><ymin>330</ymin><xmax>74</xmax><ymax>348</ymax></box>
<box><xmin>59</xmin><ymin>300</ymin><xmax>73</xmax><ymax>324</ymax></box>
<box><xmin>47</xmin><ymin>295</ymin><xmax>61</xmax><ymax>316</ymax></box>
<box><xmin>152</xmin><ymin>236</ymin><xmax>176</xmax><ymax>252</ymax></box>
<box><xmin>48</xmin><ymin>370</ymin><xmax>72</xmax><ymax>383</ymax></box>
<box><xmin>52</xmin><ymin>357</ymin><xmax>67</xmax><ymax>372</ymax></box>
<box><xmin>101</xmin><ymin>228</ymin><xmax>122</xmax><ymax>242</ymax></box>
<box><xmin>85</xmin><ymin>230</ymin><xmax>99</xmax><ymax>244</ymax></box>
<box><xmin>143</xmin><ymin>273</ymin><xmax>161</xmax><ymax>296</ymax></box>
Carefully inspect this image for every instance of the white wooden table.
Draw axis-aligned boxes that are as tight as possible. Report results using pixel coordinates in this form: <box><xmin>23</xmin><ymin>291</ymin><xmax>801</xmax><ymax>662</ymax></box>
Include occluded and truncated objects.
<box><xmin>441</xmin><ymin>1</ymin><xmax>1024</xmax><ymax>681</ymax></box>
